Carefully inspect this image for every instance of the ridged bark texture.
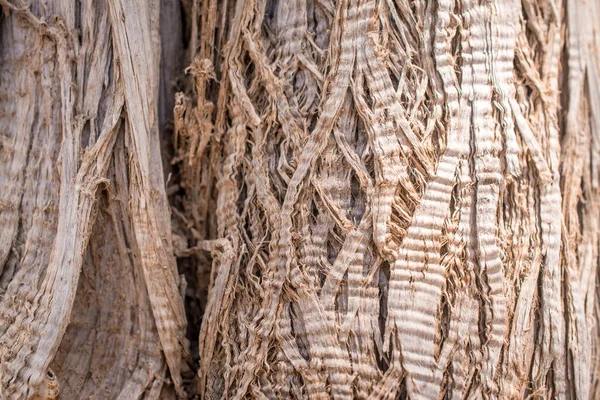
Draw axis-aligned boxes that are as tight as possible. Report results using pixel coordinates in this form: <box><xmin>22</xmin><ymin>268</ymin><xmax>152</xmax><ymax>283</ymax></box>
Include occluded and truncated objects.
<box><xmin>0</xmin><ymin>0</ymin><xmax>185</xmax><ymax>399</ymax></box>
<box><xmin>1</xmin><ymin>0</ymin><xmax>600</xmax><ymax>399</ymax></box>
<box><xmin>175</xmin><ymin>0</ymin><xmax>600</xmax><ymax>399</ymax></box>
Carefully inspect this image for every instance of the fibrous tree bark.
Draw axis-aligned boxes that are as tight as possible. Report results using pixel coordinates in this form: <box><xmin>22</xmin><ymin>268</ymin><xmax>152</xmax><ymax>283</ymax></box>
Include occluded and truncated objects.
<box><xmin>1</xmin><ymin>0</ymin><xmax>600</xmax><ymax>399</ymax></box>
<box><xmin>0</xmin><ymin>0</ymin><xmax>185</xmax><ymax>398</ymax></box>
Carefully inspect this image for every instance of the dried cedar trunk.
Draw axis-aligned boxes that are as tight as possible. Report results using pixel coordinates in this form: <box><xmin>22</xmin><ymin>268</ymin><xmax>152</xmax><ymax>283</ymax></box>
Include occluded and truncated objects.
<box><xmin>2</xmin><ymin>0</ymin><xmax>600</xmax><ymax>399</ymax></box>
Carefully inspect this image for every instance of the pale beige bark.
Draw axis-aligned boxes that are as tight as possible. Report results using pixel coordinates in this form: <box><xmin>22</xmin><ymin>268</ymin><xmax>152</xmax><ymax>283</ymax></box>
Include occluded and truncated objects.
<box><xmin>1</xmin><ymin>0</ymin><xmax>600</xmax><ymax>399</ymax></box>
<box><xmin>0</xmin><ymin>0</ymin><xmax>185</xmax><ymax>398</ymax></box>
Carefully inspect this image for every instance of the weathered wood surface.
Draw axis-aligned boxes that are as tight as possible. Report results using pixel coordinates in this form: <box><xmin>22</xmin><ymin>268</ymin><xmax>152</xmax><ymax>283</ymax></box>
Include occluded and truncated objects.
<box><xmin>1</xmin><ymin>0</ymin><xmax>600</xmax><ymax>398</ymax></box>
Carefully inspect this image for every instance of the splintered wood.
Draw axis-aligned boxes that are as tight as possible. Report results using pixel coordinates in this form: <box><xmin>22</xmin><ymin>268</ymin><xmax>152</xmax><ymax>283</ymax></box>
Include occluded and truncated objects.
<box><xmin>1</xmin><ymin>0</ymin><xmax>600</xmax><ymax>399</ymax></box>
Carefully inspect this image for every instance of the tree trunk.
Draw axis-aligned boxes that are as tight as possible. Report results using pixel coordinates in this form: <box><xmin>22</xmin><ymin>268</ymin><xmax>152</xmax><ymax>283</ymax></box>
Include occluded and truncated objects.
<box><xmin>1</xmin><ymin>0</ymin><xmax>599</xmax><ymax>399</ymax></box>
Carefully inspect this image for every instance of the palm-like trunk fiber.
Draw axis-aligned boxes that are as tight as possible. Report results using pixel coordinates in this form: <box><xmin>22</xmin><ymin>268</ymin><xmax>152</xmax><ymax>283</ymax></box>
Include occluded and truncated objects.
<box><xmin>176</xmin><ymin>0</ymin><xmax>600</xmax><ymax>398</ymax></box>
<box><xmin>1</xmin><ymin>0</ymin><xmax>600</xmax><ymax>399</ymax></box>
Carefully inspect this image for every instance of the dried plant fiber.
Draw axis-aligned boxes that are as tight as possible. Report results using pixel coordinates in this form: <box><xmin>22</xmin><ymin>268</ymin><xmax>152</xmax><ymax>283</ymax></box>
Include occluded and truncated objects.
<box><xmin>1</xmin><ymin>0</ymin><xmax>600</xmax><ymax>399</ymax></box>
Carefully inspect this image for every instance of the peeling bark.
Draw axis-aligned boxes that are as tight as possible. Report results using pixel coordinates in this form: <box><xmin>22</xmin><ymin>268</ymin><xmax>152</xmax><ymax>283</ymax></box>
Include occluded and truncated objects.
<box><xmin>1</xmin><ymin>0</ymin><xmax>600</xmax><ymax>399</ymax></box>
<box><xmin>0</xmin><ymin>0</ymin><xmax>184</xmax><ymax>398</ymax></box>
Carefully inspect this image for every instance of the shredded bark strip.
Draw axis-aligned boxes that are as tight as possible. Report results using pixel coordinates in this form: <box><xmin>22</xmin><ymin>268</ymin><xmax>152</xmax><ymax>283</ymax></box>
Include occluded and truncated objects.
<box><xmin>1</xmin><ymin>0</ymin><xmax>600</xmax><ymax>398</ymax></box>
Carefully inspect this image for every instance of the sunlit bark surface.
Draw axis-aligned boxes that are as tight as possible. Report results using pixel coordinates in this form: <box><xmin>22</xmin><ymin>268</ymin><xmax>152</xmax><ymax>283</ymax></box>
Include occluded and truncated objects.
<box><xmin>1</xmin><ymin>0</ymin><xmax>600</xmax><ymax>399</ymax></box>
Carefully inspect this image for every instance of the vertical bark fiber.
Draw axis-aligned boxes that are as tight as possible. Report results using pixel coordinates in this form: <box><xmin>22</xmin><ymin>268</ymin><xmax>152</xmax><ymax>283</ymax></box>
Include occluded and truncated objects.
<box><xmin>0</xmin><ymin>0</ymin><xmax>185</xmax><ymax>398</ymax></box>
<box><xmin>1</xmin><ymin>0</ymin><xmax>600</xmax><ymax>399</ymax></box>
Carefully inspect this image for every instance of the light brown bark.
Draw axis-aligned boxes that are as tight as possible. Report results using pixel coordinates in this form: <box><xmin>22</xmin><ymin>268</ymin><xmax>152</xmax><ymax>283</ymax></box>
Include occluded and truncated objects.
<box><xmin>1</xmin><ymin>0</ymin><xmax>600</xmax><ymax>399</ymax></box>
<box><xmin>0</xmin><ymin>0</ymin><xmax>184</xmax><ymax>398</ymax></box>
